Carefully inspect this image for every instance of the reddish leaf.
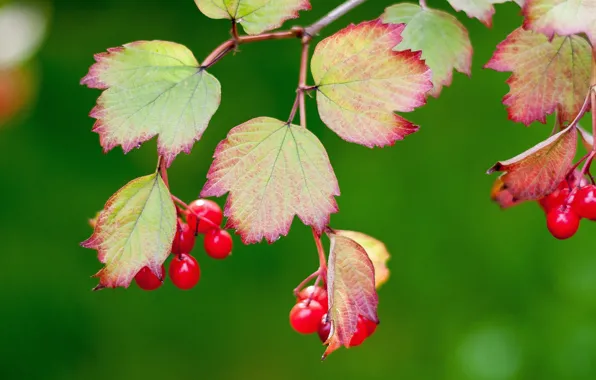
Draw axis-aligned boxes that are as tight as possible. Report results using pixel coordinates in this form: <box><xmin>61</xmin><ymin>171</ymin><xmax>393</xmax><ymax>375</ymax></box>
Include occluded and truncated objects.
<box><xmin>323</xmin><ymin>232</ymin><xmax>379</xmax><ymax>359</ymax></box>
<box><xmin>485</xmin><ymin>28</ymin><xmax>591</xmax><ymax>125</ymax></box>
<box><xmin>447</xmin><ymin>0</ymin><xmax>523</xmax><ymax>27</ymax></box>
<box><xmin>579</xmin><ymin>126</ymin><xmax>594</xmax><ymax>152</ymax></box>
<box><xmin>490</xmin><ymin>175</ymin><xmax>525</xmax><ymax>208</ymax></box>
<box><xmin>487</xmin><ymin>125</ymin><xmax>578</xmax><ymax>201</ymax></box>
<box><xmin>524</xmin><ymin>0</ymin><xmax>596</xmax><ymax>45</ymax></box>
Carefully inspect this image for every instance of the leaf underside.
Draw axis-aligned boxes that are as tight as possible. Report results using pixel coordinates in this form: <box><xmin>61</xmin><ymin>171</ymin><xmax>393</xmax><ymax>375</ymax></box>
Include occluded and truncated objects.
<box><xmin>382</xmin><ymin>3</ymin><xmax>472</xmax><ymax>97</ymax></box>
<box><xmin>448</xmin><ymin>0</ymin><xmax>523</xmax><ymax>27</ymax></box>
<box><xmin>194</xmin><ymin>0</ymin><xmax>311</xmax><ymax>35</ymax></box>
<box><xmin>324</xmin><ymin>232</ymin><xmax>379</xmax><ymax>359</ymax></box>
<box><xmin>82</xmin><ymin>173</ymin><xmax>177</xmax><ymax>289</ymax></box>
<box><xmin>310</xmin><ymin>19</ymin><xmax>432</xmax><ymax>148</ymax></box>
<box><xmin>487</xmin><ymin>126</ymin><xmax>578</xmax><ymax>201</ymax></box>
<box><xmin>81</xmin><ymin>40</ymin><xmax>221</xmax><ymax>167</ymax></box>
<box><xmin>201</xmin><ymin>117</ymin><xmax>339</xmax><ymax>244</ymax></box>
<box><xmin>524</xmin><ymin>0</ymin><xmax>596</xmax><ymax>45</ymax></box>
<box><xmin>485</xmin><ymin>28</ymin><xmax>591</xmax><ymax>125</ymax></box>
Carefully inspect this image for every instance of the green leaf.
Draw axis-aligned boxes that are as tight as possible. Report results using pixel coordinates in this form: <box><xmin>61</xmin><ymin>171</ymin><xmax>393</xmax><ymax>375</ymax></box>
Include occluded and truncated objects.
<box><xmin>201</xmin><ymin>117</ymin><xmax>339</xmax><ymax>244</ymax></box>
<box><xmin>487</xmin><ymin>125</ymin><xmax>578</xmax><ymax>201</ymax></box>
<box><xmin>323</xmin><ymin>231</ymin><xmax>379</xmax><ymax>359</ymax></box>
<box><xmin>81</xmin><ymin>41</ymin><xmax>221</xmax><ymax>167</ymax></box>
<box><xmin>311</xmin><ymin>20</ymin><xmax>432</xmax><ymax>148</ymax></box>
<box><xmin>194</xmin><ymin>0</ymin><xmax>311</xmax><ymax>35</ymax></box>
<box><xmin>382</xmin><ymin>3</ymin><xmax>472</xmax><ymax>97</ymax></box>
<box><xmin>82</xmin><ymin>173</ymin><xmax>176</xmax><ymax>289</ymax></box>
<box><xmin>524</xmin><ymin>0</ymin><xmax>596</xmax><ymax>45</ymax></box>
<box><xmin>448</xmin><ymin>0</ymin><xmax>523</xmax><ymax>27</ymax></box>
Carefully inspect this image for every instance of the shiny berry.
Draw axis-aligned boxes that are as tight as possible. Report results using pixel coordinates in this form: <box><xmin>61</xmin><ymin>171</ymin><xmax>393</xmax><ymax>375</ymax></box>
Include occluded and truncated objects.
<box><xmin>539</xmin><ymin>186</ymin><xmax>570</xmax><ymax>213</ymax></box>
<box><xmin>134</xmin><ymin>265</ymin><xmax>165</xmax><ymax>291</ymax></box>
<box><xmin>573</xmin><ymin>185</ymin><xmax>596</xmax><ymax>220</ymax></box>
<box><xmin>204</xmin><ymin>228</ymin><xmax>233</xmax><ymax>259</ymax></box>
<box><xmin>187</xmin><ymin>199</ymin><xmax>223</xmax><ymax>234</ymax></box>
<box><xmin>171</xmin><ymin>221</ymin><xmax>196</xmax><ymax>255</ymax></box>
<box><xmin>318</xmin><ymin>315</ymin><xmax>331</xmax><ymax>343</ymax></box>
<box><xmin>169</xmin><ymin>253</ymin><xmax>200</xmax><ymax>290</ymax></box>
<box><xmin>546</xmin><ymin>206</ymin><xmax>580</xmax><ymax>240</ymax></box>
<box><xmin>298</xmin><ymin>286</ymin><xmax>328</xmax><ymax>310</ymax></box>
<box><xmin>349</xmin><ymin>316</ymin><xmax>369</xmax><ymax>347</ymax></box>
<box><xmin>289</xmin><ymin>299</ymin><xmax>325</xmax><ymax>334</ymax></box>
<box><xmin>363</xmin><ymin>317</ymin><xmax>378</xmax><ymax>337</ymax></box>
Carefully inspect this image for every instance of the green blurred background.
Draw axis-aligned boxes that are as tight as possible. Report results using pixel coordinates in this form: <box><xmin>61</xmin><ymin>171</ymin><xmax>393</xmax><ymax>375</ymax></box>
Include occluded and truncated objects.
<box><xmin>2</xmin><ymin>0</ymin><xmax>596</xmax><ymax>379</ymax></box>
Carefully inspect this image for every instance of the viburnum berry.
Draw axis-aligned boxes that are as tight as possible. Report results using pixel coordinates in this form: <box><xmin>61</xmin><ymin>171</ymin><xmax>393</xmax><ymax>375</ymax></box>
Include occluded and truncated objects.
<box><xmin>298</xmin><ymin>286</ymin><xmax>328</xmax><ymax>310</ymax></box>
<box><xmin>539</xmin><ymin>182</ymin><xmax>570</xmax><ymax>213</ymax></box>
<box><xmin>187</xmin><ymin>199</ymin><xmax>223</xmax><ymax>234</ymax></box>
<box><xmin>134</xmin><ymin>265</ymin><xmax>165</xmax><ymax>291</ymax></box>
<box><xmin>169</xmin><ymin>253</ymin><xmax>201</xmax><ymax>290</ymax></box>
<box><xmin>318</xmin><ymin>315</ymin><xmax>331</xmax><ymax>343</ymax></box>
<box><xmin>573</xmin><ymin>185</ymin><xmax>596</xmax><ymax>220</ymax></box>
<box><xmin>363</xmin><ymin>317</ymin><xmax>378</xmax><ymax>336</ymax></box>
<box><xmin>204</xmin><ymin>228</ymin><xmax>233</xmax><ymax>259</ymax></box>
<box><xmin>546</xmin><ymin>205</ymin><xmax>580</xmax><ymax>240</ymax></box>
<box><xmin>348</xmin><ymin>316</ymin><xmax>370</xmax><ymax>347</ymax></box>
<box><xmin>289</xmin><ymin>299</ymin><xmax>325</xmax><ymax>335</ymax></box>
<box><xmin>171</xmin><ymin>221</ymin><xmax>196</xmax><ymax>255</ymax></box>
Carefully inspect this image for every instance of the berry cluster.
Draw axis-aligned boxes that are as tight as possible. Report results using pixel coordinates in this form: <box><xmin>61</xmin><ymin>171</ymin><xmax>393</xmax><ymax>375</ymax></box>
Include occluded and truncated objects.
<box><xmin>134</xmin><ymin>199</ymin><xmax>233</xmax><ymax>291</ymax></box>
<box><xmin>289</xmin><ymin>286</ymin><xmax>377</xmax><ymax>347</ymax></box>
<box><xmin>539</xmin><ymin>180</ymin><xmax>596</xmax><ymax>240</ymax></box>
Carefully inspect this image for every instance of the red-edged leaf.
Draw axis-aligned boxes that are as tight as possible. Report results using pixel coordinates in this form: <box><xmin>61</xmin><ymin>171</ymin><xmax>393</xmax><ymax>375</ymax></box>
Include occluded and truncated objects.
<box><xmin>487</xmin><ymin>125</ymin><xmax>578</xmax><ymax>201</ymax></box>
<box><xmin>310</xmin><ymin>20</ymin><xmax>432</xmax><ymax>148</ymax></box>
<box><xmin>485</xmin><ymin>27</ymin><xmax>591</xmax><ymax>125</ymax></box>
<box><xmin>82</xmin><ymin>173</ymin><xmax>177</xmax><ymax>289</ymax></box>
<box><xmin>490</xmin><ymin>175</ymin><xmax>525</xmax><ymax>208</ymax></box>
<box><xmin>579</xmin><ymin>126</ymin><xmax>593</xmax><ymax>152</ymax></box>
<box><xmin>201</xmin><ymin>117</ymin><xmax>339</xmax><ymax>244</ymax></box>
<box><xmin>447</xmin><ymin>0</ymin><xmax>523</xmax><ymax>27</ymax></box>
<box><xmin>323</xmin><ymin>231</ymin><xmax>379</xmax><ymax>359</ymax></box>
<box><xmin>523</xmin><ymin>0</ymin><xmax>596</xmax><ymax>45</ymax></box>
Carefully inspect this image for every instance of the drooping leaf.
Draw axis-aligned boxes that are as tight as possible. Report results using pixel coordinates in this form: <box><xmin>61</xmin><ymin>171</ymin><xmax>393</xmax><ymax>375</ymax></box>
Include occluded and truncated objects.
<box><xmin>194</xmin><ymin>0</ymin><xmax>311</xmax><ymax>35</ymax></box>
<box><xmin>82</xmin><ymin>173</ymin><xmax>176</xmax><ymax>289</ymax></box>
<box><xmin>382</xmin><ymin>3</ymin><xmax>472</xmax><ymax>97</ymax></box>
<box><xmin>310</xmin><ymin>20</ymin><xmax>432</xmax><ymax>148</ymax></box>
<box><xmin>334</xmin><ymin>230</ymin><xmax>390</xmax><ymax>289</ymax></box>
<box><xmin>579</xmin><ymin>125</ymin><xmax>593</xmax><ymax>151</ymax></box>
<box><xmin>81</xmin><ymin>41</ymin><xmax>221</xmax><ymax>167</ymax></box>
<box><xmin>490</xmin><ymin>175</ymin><xmax>525</xmax><ymax>208</ymax></box>
<box><xmin>323</xmin><ymin>231</ymin><xmax>379</xmax><ymax>359</ymax></box>
<box><xmin>487</xmin><ymin>125</ymin><xmax>578</xmax><ymax>201</ymax></box>
<box><xmin>447</xmin><ymin>0</ymin><xmax>523</xmax><ymax>27</ymax></box>
<box><xmin>485</xmin><ymin>28</ymin><xmax>591</xmax><ymax>125</ymax></box>
<box><xmin>201</xmin><ymin>117</ymin><xmax>339</xmax><ymax>244</ymax></box>
<box><xmin>524</xmin><ymin>0</ymin><xmax>596</xmax><ymax>45</ymax></box>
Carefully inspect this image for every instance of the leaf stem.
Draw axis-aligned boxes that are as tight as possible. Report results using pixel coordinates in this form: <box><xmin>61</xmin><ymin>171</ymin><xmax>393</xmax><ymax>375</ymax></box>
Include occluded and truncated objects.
<box><xmin>298</xmin><ymin>40</ymin><xmax>310</xmax><ymax>127</ymax></box>
<box><xmin>419</xmin><ymin>0</ymin><xmax>428</xmax><ymax>9</ymax></box>
<box><xmin>293</xmin><ymin>269</ymin><xmax>320</xmax><ymax>297</ymax></box>
<box><xmin>231</xmin><ymin>20</ymin><xmax>240</xmax><ymax>41</ymax></box>
<box><xmin>312</xmin><ymin>228</ymin><xmax>328</xmax><ymax>282</ymax></box>
<box><xmin>157</xmin><ymin>156</ymin><xmax>169</xmax><ymax>188</ymax></box>
<box><xmin>304</xmin><ymin>0</ymin><xmax>368</xmax><ymax>38</ymax></box>
<box><xmin>568</xmin><ymin>89</ymin><xmax>592</xmax><ymax>129</ymax></box>
<box><xmin>171</xmin><ymin>195</ymin><xmax>189</xmax><ymax>209</ymax></box>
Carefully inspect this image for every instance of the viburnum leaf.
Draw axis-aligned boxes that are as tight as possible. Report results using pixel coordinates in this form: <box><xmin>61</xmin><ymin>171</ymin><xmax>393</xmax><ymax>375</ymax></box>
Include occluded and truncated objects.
<box><xmin>334</xmin><ymin>230</ymin><xmax>390</xmax><ymax>289</ymax></box>
<box><xmin>487</xmin><ymin>125</ymin><xmax>578</xmax><ymax>201</ymax></box>
<box><xmin>485</xmin><ymin>28</ymin><xmax>591</xmax><ymax>125</ymax></box>
<box><xmin>490</xmin><ymin>175</ymin><xmax>525</xmax><ymax>208</ymax></box>
<box><xmin>524</xmin><ymin>0</ymin><xmax>596</xmax><ymax>45</ymax></box>
<box><xmin>579</xmin><ymin>126</ymin><xmax>593</xmax><ymax>151</ymax></box>
<box><xmin>310</xmin><ymin>20</ymin><xmax>432</xmax><ymax>148</ymax></box>
<box><xmin>81</xmin><ymin>40</ymin><xmax>221</xmax><ymax>167</ymax></box>
<box><xmin>194</xmin><ymin>0</ymin><xmax>311</xmax><ymax>35</ymax></box>
<box><xmin>201</xmin><ymin>117</ymin><xmax>339</xmax><ymax>244</ymax></box>
<box><xmin>81</xmin><ymin>173</ymin><xmax>176</xmax><ymax>290</ymax></box>
<box><xmin>447</xmin><ymin>0</ymin><xmax>523</xmax><ymax>27</ymax></box>
<box><xmin>382</xmin><ymin>3</ymin><xmax>472</xmax><ymax>97</ymax></box>
<box><xmin>323</xmin><ymin>231</ymin><xmax>379</xmax><ymax>359</ymax></box>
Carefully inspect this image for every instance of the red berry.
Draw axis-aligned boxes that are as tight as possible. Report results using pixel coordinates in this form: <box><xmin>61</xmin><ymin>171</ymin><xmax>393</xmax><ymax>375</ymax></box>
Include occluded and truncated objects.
<box><xmin>169</xmin><ymin>254</ymin><xmax>200</xmax><ymax>290</ymax></box>
<box><xmin>349</xmin><ymin>316</ymin><xmax>369</xmax><ymax>347</ymax></box>
<box><xmin>134</xmin><ymin>265</ymin><xmax>165</xmax><ymax>291</ymax></box>
<box><xmin>539</xmin><ymin>186</ymin><xmax>570</xmax><ymax>213</ymax></box>
<box><xmin>187</xmin><ymin>199</ymin><xmax>223</xmax><ymax>234</ymax></box>
<box><xmin>298</xmin><ymin>286</ymin><xmax>328</xmax><ymax>310</ymax></box>
<box><xmin>363</xmin><ymin>317</ymin><xmax>378</xmax><ymax>337</ymax></box>
<box><xmin>171</xmin><ymin>221</ymin><xmax>196</xmax><ymax>255</ymax></box>
<box><xmin>318</xmin><ymin>315</ymin><xmax>331</xmax><ymax>343</ymax></box>
<box><xmin>289</xmin><ymin>299</ymin><xmax>325</xmax><ymax>334</ymax></box>
<box><xmin>573</xmin><ymin>185</ymin><xmax>596</xmax><ymax>220</ymax></box>
<box><xmin>204</xmin><ymin>228</ymin><xmax>233</xmax><ymax>259</ymax></box>
<box><xmin>546</xmin><ymin>206</ymin><xmax>580</xmax><ymax>240</ymax></box>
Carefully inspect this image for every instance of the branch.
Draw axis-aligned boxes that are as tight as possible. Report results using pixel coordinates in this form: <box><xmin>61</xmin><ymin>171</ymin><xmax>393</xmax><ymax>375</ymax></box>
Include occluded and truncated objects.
<box><xmin>298</xmin><ymin>41</ymin><xmax>310</xmax><ymax>127</ymax></box>
<box><xmin>312</xmin><ymin>228</ymin><xmax>328</xmax><ymax>282</ymax></box>
<box><xmin>304</xmin><ymin>0</ymin><xmax>368</xmax><ymax>39</ymax></box>
<box><xmin>157</xmin><ymin>155</ymin><xmax>169</xmax><ymax>188</ymax></box>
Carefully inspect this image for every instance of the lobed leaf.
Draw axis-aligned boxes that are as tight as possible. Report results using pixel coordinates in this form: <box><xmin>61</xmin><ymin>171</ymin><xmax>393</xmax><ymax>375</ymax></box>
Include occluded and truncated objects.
<box><xmin>485</xmin><ymin>28</ymin><xmax>591</xmax><ymax>125</ymax></box>
<box><xmin>382</xmin><ymin>3</ymin><xmax>472</xmax><ymax>97</ymax></box>
<box><xmin>81</xmin><ymin>41</ymin><xmax>221</xmax><ymax>167</ymax></box>
<box><xmin>323</xmin><ymin>231</ymin><xmax>379</xmax><ymax>359</ymax></box>
<box><xmin>201</xmin><ymin>117</ymin><xmax>339</xmax><ymax>244</ymax></box>
<box><xmin>334</xmin><ymin>230</ymin><xmax>390</xmax><ymax>289</ymax></box>
<box><xmin>524</xmin><ymin>0</ymin><xmax>596</xmax><ymax>45</ymax></box>
<box><xmin>447</xmin><ymin>0</ymin><xmax>523</xmax><ymax>27</ymax></box>
<box><xmin>194</xmin><ymin>0</ymin><xmax>311</xmax><ymax>35</ymax></box>
<box><xmin>82</xmin><ymin>173</ymin><xmax>177</xmax><ymax>289</ymax></box>
<box><xmin>487</xmin><ymin>125</ymin><xmax>578</xmax><ymax>201</ymax></box>
<box><xmin>310</xmin><ymin>20</ymin><xmax>432</xmax><ymax>148</ymax></box>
